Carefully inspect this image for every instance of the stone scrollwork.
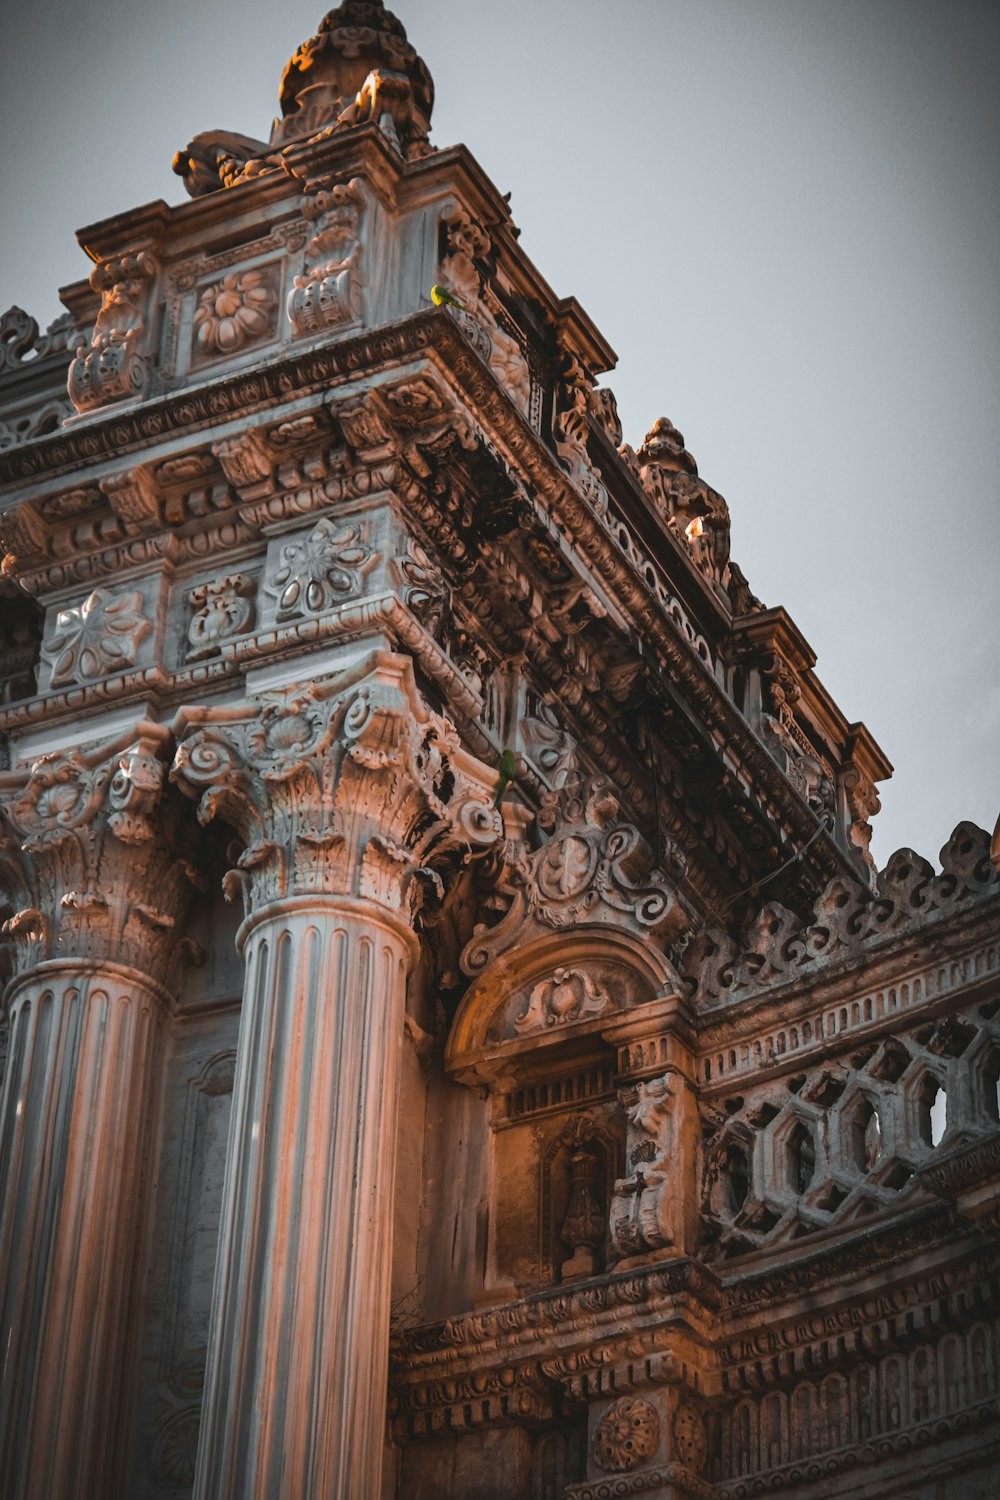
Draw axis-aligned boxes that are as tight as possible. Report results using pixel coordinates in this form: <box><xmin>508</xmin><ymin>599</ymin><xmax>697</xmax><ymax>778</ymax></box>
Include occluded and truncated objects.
<box><xmin>462</xmin><ymin>772</ymin><xmax>688</xmax><ymax>975</ymax></box>
<box><xmin>67</xmin><ymin>250</ymin><xmax>157</xmax><ymax>413</ymax></box>
<box><xmin>288</xmin><ymin>178</ymin><xmax>365</xmax><ymax>336</ymax></box>
<box><xmin>266</xmin><ymin>517</ymin><xmax>375</xmax><ymax>620</ymax></box>
<box><xmin>0</xmin><ymin>305</ymin><xmax>77</xmax><ymax>370</ymax></box>
<box><xmin>41</xmin><ymin>586</ymin><xmax>153</xmax><ymax>689</ymax></box>
<box><xmin>170</xmin><ymin>653</ymin><xmax>502</xmax><ymax>919</ymax></box>
<box><xmin>593</xmin><ymin>1396</ymin><xmax>660</xmax><ymax>1473</ymax></box>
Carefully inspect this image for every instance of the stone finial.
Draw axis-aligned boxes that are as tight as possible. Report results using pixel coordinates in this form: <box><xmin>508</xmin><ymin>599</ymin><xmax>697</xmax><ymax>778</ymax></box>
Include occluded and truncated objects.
<box><xmin>274</xmin><ymin>1</ymin><xmax>434</xmax><ymax>150</ymax></box>
<box><xmin>637</xmin><ymin>417</ymin><xmax>698</xmax><ymax>477</ymax></box>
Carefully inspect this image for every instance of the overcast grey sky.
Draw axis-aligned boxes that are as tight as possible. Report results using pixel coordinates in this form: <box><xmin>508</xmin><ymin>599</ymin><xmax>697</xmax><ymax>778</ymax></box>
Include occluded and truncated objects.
<box><xmin>1</xmin><ymin>0</ymin><xmax>997</xmax><ymax>869</ymax></box>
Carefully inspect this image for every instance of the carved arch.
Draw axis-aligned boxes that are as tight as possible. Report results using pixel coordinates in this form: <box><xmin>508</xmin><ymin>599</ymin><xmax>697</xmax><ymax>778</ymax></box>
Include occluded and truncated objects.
<box><xmin>445</xmin><ymin>926</ymin><xmax>678</xmax><ymax>1088</ymax></box>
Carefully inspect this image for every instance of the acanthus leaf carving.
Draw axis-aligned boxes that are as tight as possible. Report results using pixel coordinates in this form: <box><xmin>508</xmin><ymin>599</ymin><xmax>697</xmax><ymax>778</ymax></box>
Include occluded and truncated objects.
<box><xmin>170</xmin><ymin>655</ymin><xmax>501</xmax><ymax>918</ymax></box>
<box><xmin>0</xmin><ymin>731</ymin><xmax>200</xmax><ymax>978</ymax></box>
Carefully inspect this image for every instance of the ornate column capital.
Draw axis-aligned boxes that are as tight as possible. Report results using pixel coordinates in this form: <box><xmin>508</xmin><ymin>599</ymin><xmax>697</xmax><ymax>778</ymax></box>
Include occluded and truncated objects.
<box><xmin>0</xmin><ymin>723</ymin><xmax>202</xmax><ymax>984</ymax></box>
<box><xmin>170</xmin><ymin>651</ymin><xmax>501</xmax><ymax>927</ymax></box>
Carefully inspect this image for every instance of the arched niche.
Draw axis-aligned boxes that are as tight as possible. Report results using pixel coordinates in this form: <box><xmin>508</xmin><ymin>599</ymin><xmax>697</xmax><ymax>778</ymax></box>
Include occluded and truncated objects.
<box><xmin>445</xmin><ymin>926</ymin><xmax>680</xmax><ymax>1090</ymax></box>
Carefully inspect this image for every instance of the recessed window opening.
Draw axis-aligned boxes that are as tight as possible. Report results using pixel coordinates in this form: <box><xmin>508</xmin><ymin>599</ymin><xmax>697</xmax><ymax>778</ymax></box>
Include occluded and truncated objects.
<box><xmin>918</xmin><ymin>1076</ymin><xmax>947</xmax><ymax>1148</ymax></box>
<box><xmin>851</xmin><ymin>1099</ymin><xmax>881</xmax><ymax>1173</ymax></box>
<box><xmin>787</xmin><ymin>1123</ymin><xmax>815</xmax><ymax>1194</ymax></box>
<box><xmin>726</xmin><ymin>1145</ymin><xmax>750</xmax><ymax>1214</ymax></box>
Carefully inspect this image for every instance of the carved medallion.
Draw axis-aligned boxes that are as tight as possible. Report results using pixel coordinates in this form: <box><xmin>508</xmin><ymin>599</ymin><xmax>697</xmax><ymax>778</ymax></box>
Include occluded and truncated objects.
<box><xmin>593</xmin><ymin>1396</ymin><xmax>660</xmax><ymax>1472</ymax></box>
<box><xmin>267</xmin><ymin>518</ymin><xmax>374</xmax><ymax>620</ymax></box>
<box><xmin>536</xmin><ymin>835</ymin><xmax>595</xmax><ymax>902</ymax></box>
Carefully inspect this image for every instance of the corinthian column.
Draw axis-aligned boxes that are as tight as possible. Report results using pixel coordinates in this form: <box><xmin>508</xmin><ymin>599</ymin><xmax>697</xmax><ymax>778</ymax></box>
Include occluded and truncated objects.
<box><xmin>171</xmin><ymin>651</ymin><xmax>500</xmax><ymax>1500</ymax></box>
<box><xmin>0</xmin><ymin>727</ymin><xmax>201</xmax><ymax>1500</ymax></box>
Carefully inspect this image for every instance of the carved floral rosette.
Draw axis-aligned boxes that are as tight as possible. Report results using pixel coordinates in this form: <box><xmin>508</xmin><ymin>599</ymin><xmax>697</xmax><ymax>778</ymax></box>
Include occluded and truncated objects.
<box><xmin>593</xmin><ymin>1396</ymin><xmax>660</xmax><ymax>1473</ymax></box>
<box><xmin>170</xmin><ymin>653</ymin><xmax>501</xmax><ymax>921</ymax></box>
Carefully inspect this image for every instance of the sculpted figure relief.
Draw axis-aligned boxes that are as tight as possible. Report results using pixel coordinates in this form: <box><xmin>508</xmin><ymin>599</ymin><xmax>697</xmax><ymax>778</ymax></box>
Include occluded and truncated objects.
<box><xmin>68</xmin><ymin>251</ymin><xmax>157</xmax><ymax>412</ymax></box>
<box><xmin>611</xmin><ymin>1074</ymin><xmax>685</xmax><ymax>1257</ymax></box>
<box><xmin>439</xmin><ymin>209</ymin><xmax>531</xmax><ymax>412</ymax></box>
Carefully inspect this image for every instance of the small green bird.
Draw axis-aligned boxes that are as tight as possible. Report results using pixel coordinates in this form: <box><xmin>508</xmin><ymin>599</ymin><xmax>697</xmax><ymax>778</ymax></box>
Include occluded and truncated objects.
<box><xmin>431</xmin><ymin>283</ymin><xmax>464</xmax><ymax>310</ymax></box>
<box><xmin>494</xmin><ymin>748</ymin><xmax>517</xmax><ymax>808</ymax></box>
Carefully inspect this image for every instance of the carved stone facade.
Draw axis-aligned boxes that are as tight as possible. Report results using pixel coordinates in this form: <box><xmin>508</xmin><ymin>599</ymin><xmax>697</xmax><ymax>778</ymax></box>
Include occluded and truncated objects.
<box><xmin>0</xmin><ymin>6</ymin><xmax>996</xmax><ymax>1499</ymax></box>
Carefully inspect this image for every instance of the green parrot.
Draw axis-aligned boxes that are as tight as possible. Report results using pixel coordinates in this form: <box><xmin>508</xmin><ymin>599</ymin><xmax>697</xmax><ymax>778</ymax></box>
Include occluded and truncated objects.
<box><xmin>494</xmin><ymin>748</ymin><xmax>517</xmax><ymax>807</ymax></box>
<box><xmin>431</xmin><ymin>283</ymin><xmax>464</xmax><ymax>310</ymax></box>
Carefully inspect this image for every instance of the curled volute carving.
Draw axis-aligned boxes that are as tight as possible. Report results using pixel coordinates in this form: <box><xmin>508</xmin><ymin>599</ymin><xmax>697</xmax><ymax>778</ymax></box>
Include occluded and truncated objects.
<box><xmin>0</xmin><ymin>728</ymin><xmax>203</xmax><ymax>982</ymax></box>
<box><xmin>170</xmin><ymin>653</ymin><xmax>502</xmax><ymax>921</ymax></box>
<box><xmin>287</xmin><ymin>177</ymin><xmax>365</xmax><ymax>336</ymax></box>
<box><xmin>462</xmin><ymin>772</ymin><xmax>689</xmax><ymax>975</ymax></box>
<box><xmin>67</xmin><ymin>250</ymin><xmax>158</xmax><ymax>413</ymax></box>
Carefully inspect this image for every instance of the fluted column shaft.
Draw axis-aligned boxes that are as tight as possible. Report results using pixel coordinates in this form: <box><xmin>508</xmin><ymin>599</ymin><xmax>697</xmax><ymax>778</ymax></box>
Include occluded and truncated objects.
<box><xmin>0</xmin><ymin>961</ymin><xmax>167</xmax><ymax>1500</ymax></box>
<box><xmin>172</xmin><ymin>655</ymin><xmax>500</xmax><ymax>1500</ymax></box>
<box><xmin>0</xmin><ymin>727</ymin><xmax>198</xmax><ymax>1500</ymax></box>
<box><xmin>194</xmin><ymin>897</ymin><xmax>413</xmax><ymax>1498</ymax></box>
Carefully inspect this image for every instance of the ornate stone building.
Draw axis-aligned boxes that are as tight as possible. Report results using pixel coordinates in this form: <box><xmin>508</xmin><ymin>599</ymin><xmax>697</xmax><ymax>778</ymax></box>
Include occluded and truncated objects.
<box><xmin>0</xmin><ymin>6</ymin><xmax>997</xmax><ymax>1498</ymax></box>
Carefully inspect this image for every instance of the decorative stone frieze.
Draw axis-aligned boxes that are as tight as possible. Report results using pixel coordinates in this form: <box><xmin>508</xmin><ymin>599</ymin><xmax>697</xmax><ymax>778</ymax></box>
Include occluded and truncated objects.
<box><xmin>683</xmin><ymin>820</ymin><xmax>999</xmax><ymax>1009</ymax></box>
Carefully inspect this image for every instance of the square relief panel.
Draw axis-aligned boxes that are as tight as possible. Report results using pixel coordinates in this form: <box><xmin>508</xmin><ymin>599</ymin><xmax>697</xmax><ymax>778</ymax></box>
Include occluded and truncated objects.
<box><xmin>38</xmin><ymin>573</ymin><xmax>164</xmax><ymax>694</ymax></box>
<box><xmin>189</xmin><ymin>261</ymin><xmax>282</xmax><ymax>371</ymax></box>
<box><xmin>175</xmin><ymin>567</ymin><xmax>261</xmax><ymax>666</ymax></box>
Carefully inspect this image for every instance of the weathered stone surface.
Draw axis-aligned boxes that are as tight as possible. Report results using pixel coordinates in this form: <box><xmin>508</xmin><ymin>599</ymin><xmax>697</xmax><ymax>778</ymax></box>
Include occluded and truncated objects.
<box><xmin>0</xmin><ymin>4</ymin><xmax>996</xmax><ymax>1499</ymax></box>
